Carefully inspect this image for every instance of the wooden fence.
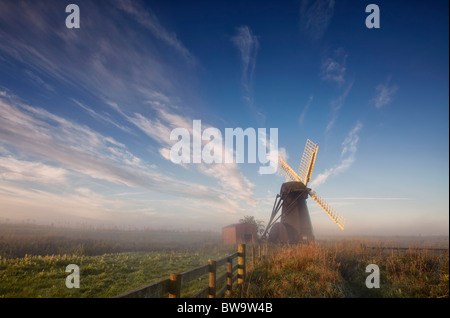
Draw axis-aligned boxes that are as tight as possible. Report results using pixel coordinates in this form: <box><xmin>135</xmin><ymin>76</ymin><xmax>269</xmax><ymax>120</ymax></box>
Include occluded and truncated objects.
<box><xmin>115</xmin><ymin>244</ymin><xmax>264</xmax><ymax>298</ymax></box>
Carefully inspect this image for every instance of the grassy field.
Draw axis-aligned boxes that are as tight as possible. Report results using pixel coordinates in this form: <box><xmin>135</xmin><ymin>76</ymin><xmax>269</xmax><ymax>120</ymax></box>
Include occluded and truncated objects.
<box><xmin>241</xmin><ymin>241</ymin><xmax>449</xmax><ymax>298</ymax></box>
<box><xmin>0</xmin><ymin>223</ymin><xmax>234</xmax><ymax>298</ymax></box>
<box><xmin>0</xmin><ymin>249</ymin><xmax>236</xmax><ymax>298</ymax></box>
<box><xmin>0</xmin><ymin>223</ymin><xmax>448</xmax><ymax>298</ymax></box>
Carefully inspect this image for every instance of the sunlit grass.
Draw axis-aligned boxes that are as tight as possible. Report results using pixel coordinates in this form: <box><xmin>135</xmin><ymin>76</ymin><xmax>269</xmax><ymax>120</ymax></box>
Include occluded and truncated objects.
<box><xmin>238</xmin><ymin>241</ymin><xmax>448</xmax><ymax>298</ymax></box>
<box><xmin>0</xmin><ymin>247</ymin><xmax>234</xmax><ymax>298</ymax></box>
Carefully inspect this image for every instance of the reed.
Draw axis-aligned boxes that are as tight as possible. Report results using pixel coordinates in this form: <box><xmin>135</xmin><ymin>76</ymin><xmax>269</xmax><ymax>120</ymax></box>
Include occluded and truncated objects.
<box><xmin>239</xmin><ymin>241</ymin><xmax>448</xmax><ymax>298</ymax></box>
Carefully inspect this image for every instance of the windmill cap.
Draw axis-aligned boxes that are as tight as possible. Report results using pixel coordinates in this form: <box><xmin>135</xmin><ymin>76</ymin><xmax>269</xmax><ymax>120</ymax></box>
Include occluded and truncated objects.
<box><xmin>280</xmin><ymin>181</ymin><xmax>309</xmax><ymax>195</ymax></box>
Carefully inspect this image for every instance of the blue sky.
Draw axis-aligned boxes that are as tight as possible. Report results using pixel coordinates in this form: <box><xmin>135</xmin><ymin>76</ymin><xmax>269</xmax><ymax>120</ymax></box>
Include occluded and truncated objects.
<box><xmin>0</xmin><ymin>0</ymin><xmax>448</xmax><ymax>236</ymax></box>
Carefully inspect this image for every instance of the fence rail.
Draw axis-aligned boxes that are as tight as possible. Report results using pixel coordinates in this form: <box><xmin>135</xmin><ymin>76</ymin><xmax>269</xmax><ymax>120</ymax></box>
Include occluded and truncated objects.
<box><xmin>115</xmin><ymin>244</ymin><xmax>262</xmax><ymax>298</ymax></box>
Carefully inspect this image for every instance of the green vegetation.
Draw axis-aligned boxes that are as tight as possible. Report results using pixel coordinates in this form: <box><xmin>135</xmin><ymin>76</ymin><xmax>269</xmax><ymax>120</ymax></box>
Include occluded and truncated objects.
<box><xmin>0</xmin><ymin>223</ymin><xmax>448</xmax><ymax>298</ymax></box>
<box><xmin>0</xmin><ymin>222</ymin><xmax>233</xmax><ymax>298</ymax></box>
<box><xmin>0</xmin><ymin>249</ymin><xmax>234</xmax><ymax>298</ymax></box>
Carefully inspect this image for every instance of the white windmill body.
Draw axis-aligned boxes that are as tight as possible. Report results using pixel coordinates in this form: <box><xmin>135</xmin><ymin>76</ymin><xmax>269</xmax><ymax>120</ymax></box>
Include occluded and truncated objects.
<box><xmin>262</xmin><ymin>139</ymin><xmax>345</xmax><ymax>243</ymax></box>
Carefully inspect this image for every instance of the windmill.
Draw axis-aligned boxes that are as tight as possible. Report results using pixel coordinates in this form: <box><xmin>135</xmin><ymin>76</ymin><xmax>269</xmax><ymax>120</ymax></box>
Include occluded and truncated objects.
<box><xmin>262</xmin><ymin>139</ymin><xmax>345</xmax><ymax>243</ymax></box>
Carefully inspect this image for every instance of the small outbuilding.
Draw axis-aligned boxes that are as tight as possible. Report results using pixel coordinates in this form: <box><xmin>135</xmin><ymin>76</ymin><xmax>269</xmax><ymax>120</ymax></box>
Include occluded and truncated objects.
<box><xmin>222</xmin><ymin>223</ymin><xmax>258</xmax><ymax>245</ymax></box>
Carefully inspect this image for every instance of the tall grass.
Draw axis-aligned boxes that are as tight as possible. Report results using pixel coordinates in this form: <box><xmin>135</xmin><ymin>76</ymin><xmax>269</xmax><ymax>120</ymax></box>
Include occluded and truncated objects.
<box><xmin>242</xmin><ymin>243</ymin><xmax>344</xmax><ymax>297</ymax></box>
<box><xmin>240</xmin><ymin>241</ymin><xmax>448</xmax><ymax>298</ymax></box>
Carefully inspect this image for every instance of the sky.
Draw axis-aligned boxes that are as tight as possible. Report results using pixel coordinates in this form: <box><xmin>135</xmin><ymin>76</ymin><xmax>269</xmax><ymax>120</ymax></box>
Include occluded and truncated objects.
<box><xmin>0</xmin><ymin>0</ymin><xmax>448</xmax><ymax>236</ymax></box>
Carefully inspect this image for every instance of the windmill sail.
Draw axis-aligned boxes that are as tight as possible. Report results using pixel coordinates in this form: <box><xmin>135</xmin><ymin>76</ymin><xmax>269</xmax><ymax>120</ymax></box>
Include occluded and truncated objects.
<box><xmin>278</xmin><ymin>156</ymin><xmax>302</xmax><ymax>182</ymax></box>
<box><xmin>297</xmin><ymin>139</ymin><xmax>318</xmax><ymax>185</ymax></box>
<box><xmin>309</xmin><ymin>190</ymin><xmax>345</xmax><ymax>230</ymax></box>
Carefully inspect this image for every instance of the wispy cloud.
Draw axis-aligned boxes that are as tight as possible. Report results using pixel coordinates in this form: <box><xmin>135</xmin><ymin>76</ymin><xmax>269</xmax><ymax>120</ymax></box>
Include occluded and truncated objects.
<box><xmin>232</xmin><ymin>26</ymin><xmax>260</xmax><ymax>94</ymax></box>
<box><xmin>116</xmin><ymin>0</ymin><xmax>196</xmax><ymax>66</ymax></box>
<box><xmin>0</xmin><ymin>156</ymin><xmax>67</xmax><ymax>184</ymax></box>
<box><xmin>0</xmin><ymin>0</ymin><xmax>187</xmax><ymax>106</ymax></box>
<box><xmin>300</xmin><ymin>0</ymin><xmax>335</xmax><ymax>40</ymax></box>
<box><xmin>0</xmin><ymin>93</ymin><xmax>261</xmax><ymax>226</ymax></box>
<box><xmin>299</xmin><ymin>95</ymin><xmax>314</xmax><ymax>126</ymax></box>
<box><xmin>320</xmin><ymin>48</ymin><xmax>352</xmax><ymax>133</ymax></box>
<box><xmin>325</xmin><ymin>80</ymin><xmax>353</xmax><ymax>133</ymax></box>
<box><xmin>24</xmin><ymin>70</ymin><xmax>55</xmax><ymax>93</ymax></box>
<box><xmin>0</xmin><ymin>182</ymin><xmax>164</xmax><ymax>226</ymax></box>
<box><xmin>72</xmin><ymin>99</ymin><xmax>133</xmax><ymax>134</ymax></box>
<box><xmin>373</xmin><ymin>76</ymin><xmax>398</xmax><ymax>108</ymax></box>
<box><xmin>106</xmin><ymin>94</ymin><xmax>258</xmax><ymax>208</ymax></box>
<box><xmin>232</xmin><ymin>26</ymin><xmax>265</xmax><ymax>123</ymax></box>
<box><xmin>320</xmin><ymin>48</ymin><xmax>348</xmax><ymax>86</ymax></box>
<box><xmin>311</xmin><ymin>121</ymin><xmax>363</xmax><ymax>187</ymax></box>
<box><xmin>0</xmin><ymin>96</ymin><xmax>156</xmax><ymax>189</ymax></box>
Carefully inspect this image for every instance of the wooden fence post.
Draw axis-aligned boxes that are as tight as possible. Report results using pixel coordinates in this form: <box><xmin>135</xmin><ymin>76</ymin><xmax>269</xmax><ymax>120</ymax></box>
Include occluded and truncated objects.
<box><xmin>226</xmin><ymin>256</ymin><xmax>232</xmax><ymax>297</ymax></box>
<box><xmin>208</xmin><ymin>260</ymin><xmax>216</xmax><ymax>298</ymax></box>
<box><xmin>169</xmin><ymin>273</ymin><xmax>181</xmax><ymax>298</ymax></box>
<box><xmin>252</xmin><ymin>246</ymin><xmax>255</xmax><ymax>266</ymax></box>
<box><xmin>238</xmin><ymin>244</ymin><xmax>246</xmax><ymax>297</ymax></box>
